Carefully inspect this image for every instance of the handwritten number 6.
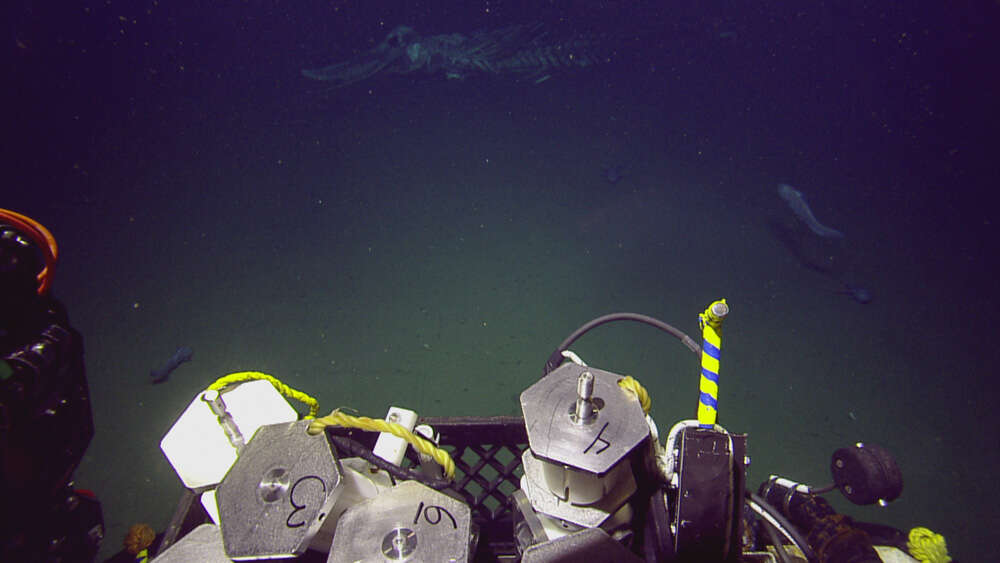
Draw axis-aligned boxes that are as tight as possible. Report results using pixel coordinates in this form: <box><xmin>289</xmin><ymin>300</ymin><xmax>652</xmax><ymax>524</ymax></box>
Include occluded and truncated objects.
<box><xmin>414</xmin><ymin>501</ymin><xmax>458</xmax><ymax>529</ymax></box>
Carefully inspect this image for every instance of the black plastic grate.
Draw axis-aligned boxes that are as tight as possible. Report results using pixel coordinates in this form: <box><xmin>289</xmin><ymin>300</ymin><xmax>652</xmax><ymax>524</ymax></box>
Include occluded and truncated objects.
<box><xmin>448</xmin><ymin>441</ymin><xmax>527</xmax><ymax>523</ymax></box>
<box><xmin>415</xmin><ymin>416</ymin><xmax>528</xmax><ymax>560</ymax></box>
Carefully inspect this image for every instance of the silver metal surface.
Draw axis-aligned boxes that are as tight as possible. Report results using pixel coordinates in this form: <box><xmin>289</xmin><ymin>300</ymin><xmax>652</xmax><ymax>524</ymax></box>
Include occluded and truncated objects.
<box><xmin>511</xmin><ymin>489</ymin><xmax>547</xmax><ymax>553</ymax></box>
<box><xmin>572</xmin><ymin>371</ymin><xmax>597</xmax><ymax>424</ymax></box>
<box><xmin>711</xmin><ymin>301</ymin><xmax>730</xmax><ymax>318</ymax></box>
<box><xmin>520</xmin><ymin>527</ymin><xmax>642</xmax><ymax>563</ymax></box>
<box><xmin>201</xmin><ymin>389</ymin><xmax>246</xmax><ymax>453</ymax></box>
<box><xmin>520</xmin><ymin>450</ymin><xmax>636</xmax><ymax>529</ymax></box>
<box><xmin>521</xmin><ymin>363</ymin><xmax>649</xmax><ymax>474</ymax></box>
<box><xmin>380</xmin><ymin>527</ymin><xmax>417</xmax><ymax>559</ymax></box>
<box><xmin>149</xmin><ymin>524</ymin><xmax>230</xmax><ymax>563</ymax></box>
<box><xmin>217</xmin><ymin>420</ymin><xmax>343</xmax><ymax>560</ymax></box>
<box><xmin>328</xmin><ymin>480</ymin><xmax>471</xmax><ymax>563</ymax></box>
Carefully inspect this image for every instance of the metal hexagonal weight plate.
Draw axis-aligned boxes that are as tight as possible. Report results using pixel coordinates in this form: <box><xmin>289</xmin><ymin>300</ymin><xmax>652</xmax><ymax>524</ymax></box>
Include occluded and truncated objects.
<box><xmin>329</xmin><ymin>480</ymin><xmax>472</xmax><ymax>563</ymax></box>
<box><xmin>520</xmin><ymin>363</ymin><xmax>648</xmax><ymax>475</ymax></box>
<box><xmin>217</xmin><ymin>420</ymin><xmax>343</xmax><ymax>560</ymax></box>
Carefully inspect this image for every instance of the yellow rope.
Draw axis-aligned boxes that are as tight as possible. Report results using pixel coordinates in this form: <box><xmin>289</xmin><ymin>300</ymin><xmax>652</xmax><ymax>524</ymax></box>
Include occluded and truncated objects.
<box><xmin>907</xmin><ymin>527</ymin><xmax>951</xmax><ymax>563</ymax></box>
<box><xmin>208</xmin><ymin>372</ymin><xmax>320</xmax><ymax>419</ymax></box>
<box><xmin>307</xmin><ymin>409</ymin><xmax>456</xmax><ymax>480</ymax></box>
<box><xmin>618</xmin><ymin>375</ymin><xmax>651</xmax><ymax>414</ymax></box>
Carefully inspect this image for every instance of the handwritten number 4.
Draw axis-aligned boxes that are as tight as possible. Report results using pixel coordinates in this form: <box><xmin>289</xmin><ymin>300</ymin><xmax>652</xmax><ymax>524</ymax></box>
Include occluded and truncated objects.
<box><xmin>583</xmin><ymin>422</ymin><xmax>612</xmax><ymax>455</ymax></box>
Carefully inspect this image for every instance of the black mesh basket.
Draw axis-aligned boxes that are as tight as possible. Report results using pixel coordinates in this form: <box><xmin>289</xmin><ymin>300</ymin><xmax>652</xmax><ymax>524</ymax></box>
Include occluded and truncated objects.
<box><xmin>416</xmin><ymin>416</ymin><xmax>528</xmax><ymax>561</ymax></box>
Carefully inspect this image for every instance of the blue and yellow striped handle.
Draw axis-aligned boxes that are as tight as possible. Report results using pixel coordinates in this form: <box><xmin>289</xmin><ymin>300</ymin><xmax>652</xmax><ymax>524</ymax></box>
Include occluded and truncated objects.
<box><xmin>697</xmin><ymin>299</ymin><xmax>728</xmax><ymax>426</ymax></box>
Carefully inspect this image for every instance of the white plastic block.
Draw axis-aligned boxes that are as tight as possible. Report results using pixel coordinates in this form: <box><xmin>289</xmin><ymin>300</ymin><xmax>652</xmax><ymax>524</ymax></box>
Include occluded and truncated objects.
<box><xmin>372</xmin><ymin>406</ymin><xmax>418</xmax><ymax>467</ymax></box>
<box><xmin>160</xmin><ymin>380</ymin><xmax>298</xmax><ymax>489</ymax></box>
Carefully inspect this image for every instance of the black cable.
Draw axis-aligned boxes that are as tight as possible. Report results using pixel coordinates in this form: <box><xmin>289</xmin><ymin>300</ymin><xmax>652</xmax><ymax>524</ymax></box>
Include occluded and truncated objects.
<box><xmin>809</xmin><ymin>483</ymin><xmax>837</xmax><ymax>495</ymax></box>
<box><xmin>760</xmin><ymin>513</ymin><xmax>796</xmax><ymax>563</ymax></box>
<box><xmin>543</xmin><ymin>312</ymin><xmax>701</xmax><ymax>376</ymax></box>
<box><xmin>328</xmin><ymin>434</ymin><xmax>453</xmax><ymax>491</ymax></box>
<box><xmin>747</xmin><ymin>492</ymin><xmax>816</xmax><ymax>561</ymax></box>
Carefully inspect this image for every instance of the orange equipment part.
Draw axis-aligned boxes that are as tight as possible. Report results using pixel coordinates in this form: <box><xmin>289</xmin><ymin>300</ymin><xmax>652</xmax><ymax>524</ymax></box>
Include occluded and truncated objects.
<box><xmin>0</xmin><ymin>208</ymin><xmax>59</xmax><ymax>295</ymax></box>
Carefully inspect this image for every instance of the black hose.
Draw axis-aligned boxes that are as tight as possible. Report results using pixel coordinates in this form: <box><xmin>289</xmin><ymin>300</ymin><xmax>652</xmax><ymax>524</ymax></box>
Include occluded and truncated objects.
<box><xmin>328</xmin><ymin>434</ymin><xmax>453</xmax><ymax>491</ymax></box>
<box><xmin>760</xmin><ymin>513</ymin><xmax>797</xmax><ymax>563</ymax></box>
<box><xmin>543</xmin><ymin>312</ymin><xmax>701</xmax><ymax>376</ymax></box>
<box><xmin>748</xmin><ymin>492</ymin><xmax>817</xmax><ymax>561</ymax></box>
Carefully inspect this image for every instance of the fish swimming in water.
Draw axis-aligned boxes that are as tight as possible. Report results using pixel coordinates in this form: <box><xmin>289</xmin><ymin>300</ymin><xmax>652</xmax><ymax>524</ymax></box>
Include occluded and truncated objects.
<box><xmin>836</xmin><ymin>282</ymin><xmax>872</xmax><ymax>304</ymax></box>
<box><xmin>601</xmin><ymin>164</ymin><xmax>628</xmax><ymax>184</ymax></box>
<box><xmin>777</xmin><ymin>184</ymin><xmax>844</xmax><ymax>239</ymax></box>
<box><xmin>151</xmin><ymin>346</ymin><xmax>193</xmax><ymax>384</ymax></box>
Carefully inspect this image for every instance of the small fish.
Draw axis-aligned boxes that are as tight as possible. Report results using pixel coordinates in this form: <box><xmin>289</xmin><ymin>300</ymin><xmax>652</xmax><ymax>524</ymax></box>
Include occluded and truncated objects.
<box><xmin>150</xmin><ymin>346</ymin><xmax>193</xmax><ymax>384</ymax></box>
<box><xmin>601</xmin><ymin>164</ymin><xmax>627</xmax><ymax>184</ymax></box>
<box><xmin>837</xmin><ymin>282</ymin><xmax>871</xmax><ymax>304</ymax></box>
<box><xmin>778</xmin><ymin>183</ymin><xmax>844</xmax><ymax>239</ymax></box>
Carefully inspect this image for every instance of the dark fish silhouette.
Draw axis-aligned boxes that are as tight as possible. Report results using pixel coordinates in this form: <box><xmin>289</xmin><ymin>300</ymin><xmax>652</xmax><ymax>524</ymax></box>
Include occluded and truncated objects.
<box><xmin>837</xmin><ymin>282</ymin><xmax>872</xmax><ymax>304</ymax></box>
<box><xmin>601</xmin><ymin>164</ymin><xmax>628</xmax><ymax>184</ymax></box>
<box><xmin>151</xmin><ymin>346</ymin><xmax>193</xmax><ymax>384</ymax></box>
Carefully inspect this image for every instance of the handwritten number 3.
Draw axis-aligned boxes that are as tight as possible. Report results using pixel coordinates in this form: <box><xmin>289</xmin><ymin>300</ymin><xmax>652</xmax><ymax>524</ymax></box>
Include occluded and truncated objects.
<box><xmin>287</xmin><ymin>475</ymin><xmax>327</xmax><ymax>528</ymax></box>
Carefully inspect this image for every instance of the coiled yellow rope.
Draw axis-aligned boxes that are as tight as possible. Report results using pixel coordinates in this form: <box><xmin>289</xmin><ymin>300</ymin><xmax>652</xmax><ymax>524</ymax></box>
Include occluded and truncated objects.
<box><xmin>907</xmin><ymin>527</ymin><xmax>951</xmax><ymax>563</ymax></box>
<box><xmin>307</xmin><ymin>409</ymin><xmax>456</xmax><ymax>480</ymax></box>
<box><xmin>618</xmin><ymin>375</ymin><xmax>651</xmax><ymax>414</ymax></box>
<box><xmin>208</xmin><ymin>371</ymin><xmax>320</xmax><ymax>419</ymax></box>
